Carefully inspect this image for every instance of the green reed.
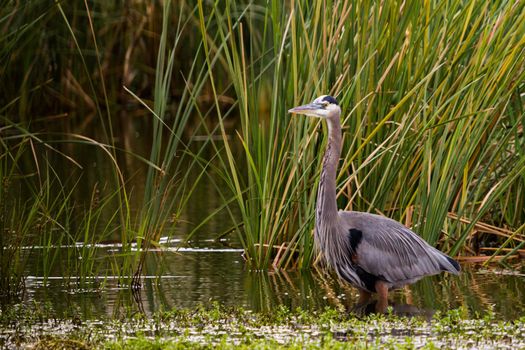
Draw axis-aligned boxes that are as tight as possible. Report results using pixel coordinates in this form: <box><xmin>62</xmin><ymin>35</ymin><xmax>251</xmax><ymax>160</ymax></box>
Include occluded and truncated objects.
<box><xmin>1</xmin><ymin>0</ymin><xmax>524</xmax><ymax>282</ymax></box>
<box><xmin>0</xmin><ymin>0</ymin><xmax>215</xmax><ymax>294</ymax></box>
<box><xmin>197</xmin><ymin>0</ymin><xmax>525</xmax><ymax>269</ymax></box>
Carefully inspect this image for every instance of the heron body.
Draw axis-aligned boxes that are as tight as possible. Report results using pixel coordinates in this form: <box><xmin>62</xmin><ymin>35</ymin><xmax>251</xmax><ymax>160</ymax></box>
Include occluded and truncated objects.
<box><xmin>289</xmin><ymin>95</ymin><xmax>460</xmax><ymax>309</ymax></box>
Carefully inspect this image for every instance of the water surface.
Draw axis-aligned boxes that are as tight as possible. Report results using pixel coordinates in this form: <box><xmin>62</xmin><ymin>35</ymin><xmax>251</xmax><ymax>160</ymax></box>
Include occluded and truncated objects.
<box><xmin>18</xmin><ymin>241</ymin><xmax>525</xmax><ymax>320</ymax></box>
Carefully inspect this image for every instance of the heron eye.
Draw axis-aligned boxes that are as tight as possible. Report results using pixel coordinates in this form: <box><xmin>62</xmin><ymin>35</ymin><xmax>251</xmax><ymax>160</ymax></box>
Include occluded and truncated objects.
<box><xmin>323</xmin><ymin>101</ymin><xmax>330</xmax><ymax>107</ymax></box>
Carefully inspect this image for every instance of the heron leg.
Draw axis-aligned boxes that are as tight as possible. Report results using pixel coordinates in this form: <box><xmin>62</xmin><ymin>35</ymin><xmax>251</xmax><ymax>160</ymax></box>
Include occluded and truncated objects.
<box><xmin>375</xmin><ymin>281</ymin><xmax>389</xmax><ymax>313</ymax></box>
<box><xmin>404</xmin><ymin>285</ymin><xmax>413</xmax><ymax>304</ymax></box>
<box><xmin>358</xmin><ymin>290</ymin><xmax>372</xmax><ymax>304</ymax></box>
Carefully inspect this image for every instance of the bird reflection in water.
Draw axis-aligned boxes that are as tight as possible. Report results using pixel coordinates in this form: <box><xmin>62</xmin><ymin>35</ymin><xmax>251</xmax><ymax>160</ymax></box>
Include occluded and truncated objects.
<box><xmin>351</xmin><ymin>299</ymin><xmax>435</xmax><ymax>320</ymax></box>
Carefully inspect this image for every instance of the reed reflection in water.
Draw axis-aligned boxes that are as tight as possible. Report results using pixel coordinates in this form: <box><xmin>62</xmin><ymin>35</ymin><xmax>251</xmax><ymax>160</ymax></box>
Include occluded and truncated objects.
<box><xmin>21</xmin><ymin>247</ymin><xmax>525</xmax><ymax>320</ymax></box>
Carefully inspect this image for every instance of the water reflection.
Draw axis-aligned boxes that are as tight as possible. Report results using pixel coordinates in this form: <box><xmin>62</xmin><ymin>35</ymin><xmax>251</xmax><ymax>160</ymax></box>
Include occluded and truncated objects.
<box><xmin>17</xmin><ymin>246</ymin><xmax>525</xmax><ymax>320</ymax></box>
<box><xmin>350</xmin><ymin>301</ymin><xmax>435</xmax><ymax>319</ymax></box>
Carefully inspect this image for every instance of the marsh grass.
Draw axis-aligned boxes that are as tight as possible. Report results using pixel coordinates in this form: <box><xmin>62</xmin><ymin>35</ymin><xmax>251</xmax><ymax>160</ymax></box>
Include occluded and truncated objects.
<box><xmin>0</xmin><ymin>135</ymin><xmax>130</xmax><ymax>292</ymax></box>
<box><xmin>1</xmin><ymin>0</ymin><xmax>524</xmax><ymax>292</ymax></box>
<box><xmin>0</xmin><ymin>1</ymin><xmax>217</xmax><ymax>294</ymax></box>
<box><xmin>197</xmin><ymin>0</ymin><xmax>525</xmax><ymax>268</ymax></box>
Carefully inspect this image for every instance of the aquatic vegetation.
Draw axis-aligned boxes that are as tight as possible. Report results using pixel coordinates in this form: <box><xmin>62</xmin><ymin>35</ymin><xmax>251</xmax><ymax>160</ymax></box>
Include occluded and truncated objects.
<box><xmin>0</xmin><ymin>1</ymin><xmax>215</xmax><ymax>294</ymax></box>
<box><xmin>1</xmin><ymin>303</ymin><xmax>524</xmax><ymax>349</ymax></box>
<box><xmin>1</xmin><ymin>0</ymin><xmax>524</xmax><ymax>291</ymax></box>
<box><xmin>199</xmin><ymin>0</ymin><xmax>525</xmax><ymax>268</ymax></box>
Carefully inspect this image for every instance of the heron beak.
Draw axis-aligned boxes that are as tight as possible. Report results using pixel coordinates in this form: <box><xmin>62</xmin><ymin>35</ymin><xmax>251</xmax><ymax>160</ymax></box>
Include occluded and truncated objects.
<box><xmin>288</xmin><ymin>103</ymin><xmax>323</xmax><ymax>116</ymax></box>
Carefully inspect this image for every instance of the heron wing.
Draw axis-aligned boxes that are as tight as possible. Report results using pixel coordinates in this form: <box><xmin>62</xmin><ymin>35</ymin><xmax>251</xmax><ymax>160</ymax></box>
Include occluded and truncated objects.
<box><xmin>338</xmin><ymin>211</ymin><xmax>458</xmax><ymax>284</ymax></box>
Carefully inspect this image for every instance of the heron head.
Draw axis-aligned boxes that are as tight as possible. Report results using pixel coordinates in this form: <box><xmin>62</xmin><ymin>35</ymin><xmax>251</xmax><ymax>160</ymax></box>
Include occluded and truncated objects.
<box><xmin>288</xmin><ymin>95</ymin><xmax>340</xmax><ymax>118</ymax></box>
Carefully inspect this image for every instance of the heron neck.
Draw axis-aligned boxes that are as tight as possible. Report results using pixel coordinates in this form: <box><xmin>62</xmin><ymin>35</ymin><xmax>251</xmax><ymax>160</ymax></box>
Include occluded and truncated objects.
<box><xmin>316</xmin><ymin>116</ymin><xmax>342</xmax><ymax>229</ymax></box>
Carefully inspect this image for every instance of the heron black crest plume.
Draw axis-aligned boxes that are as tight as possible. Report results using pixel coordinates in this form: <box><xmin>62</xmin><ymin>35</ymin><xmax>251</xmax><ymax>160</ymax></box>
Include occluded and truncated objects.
<box><xmin>321</xmin><ymin>95</ymin><xmax>338</xmax><ymax>105</ymax></box>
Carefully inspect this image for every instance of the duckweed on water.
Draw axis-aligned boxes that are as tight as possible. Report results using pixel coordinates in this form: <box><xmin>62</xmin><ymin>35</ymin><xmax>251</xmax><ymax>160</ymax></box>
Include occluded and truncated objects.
<box><xmin>1</xmin><ymin>303</ymin><xmax>524</xmax><ymax>349</ymax></box>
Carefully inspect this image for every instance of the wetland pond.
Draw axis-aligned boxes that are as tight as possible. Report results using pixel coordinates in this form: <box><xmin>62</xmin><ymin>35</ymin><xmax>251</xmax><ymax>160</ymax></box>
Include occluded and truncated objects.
<box><xmin>17</xmin><ymin>242</ymin><xmax>525</xmax><ymax>319</ymax></box>
<box><xmin>3</xmin><ymin>237</ymin><xmax>525</xmax><ymax>349</ymax></box>
<box><xmin>4</xmin><ymin>0</ymin><xmax>525</xmax><ymax>347</ymax></box>
<box><xmin>2</xmin><ymin>146</ymin><xmax>525</xmax><ymax>348</ymax></box>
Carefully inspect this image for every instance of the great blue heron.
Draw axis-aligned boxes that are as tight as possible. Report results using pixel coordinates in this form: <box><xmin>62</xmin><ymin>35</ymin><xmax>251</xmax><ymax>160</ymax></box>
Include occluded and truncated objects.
<box><xmin>289</xmin><ymin>95</ymin><xmax>460</xmax><ymax>311</ymax></box>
